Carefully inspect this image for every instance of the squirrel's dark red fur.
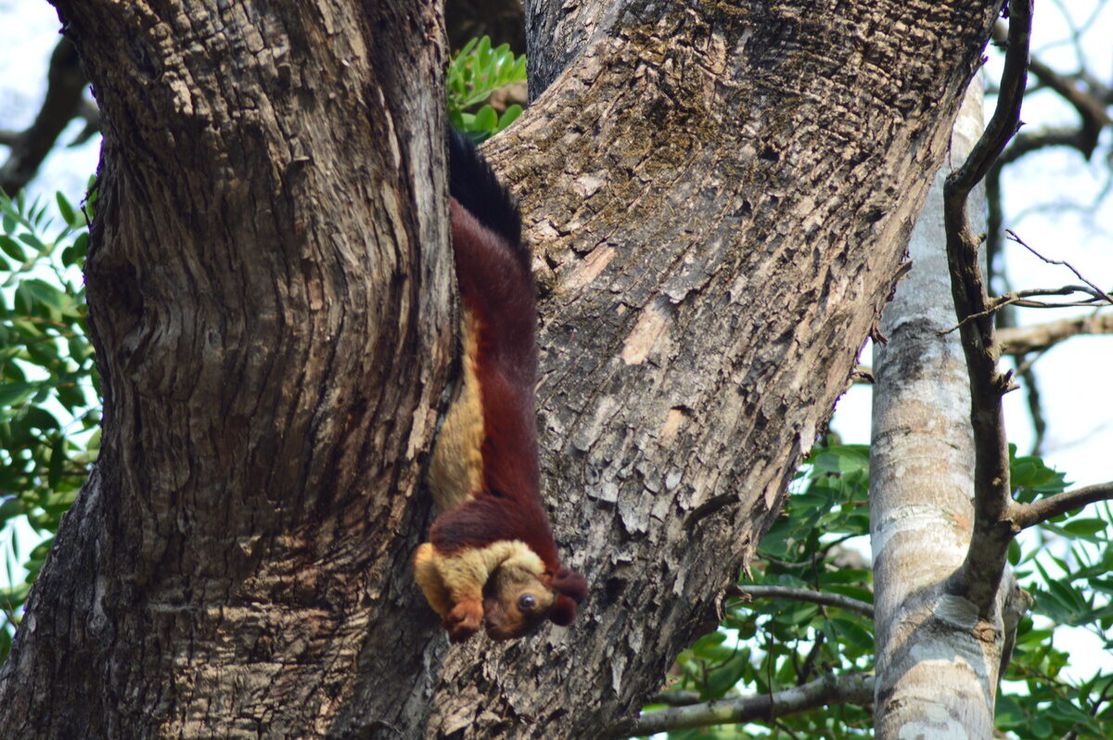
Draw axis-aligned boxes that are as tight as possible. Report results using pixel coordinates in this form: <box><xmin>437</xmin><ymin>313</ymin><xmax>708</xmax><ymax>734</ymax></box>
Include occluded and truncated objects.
<box><xmin>412</xmin><ymin>131</ymin><xmax>586</xmax><ymax>642</ymax></box>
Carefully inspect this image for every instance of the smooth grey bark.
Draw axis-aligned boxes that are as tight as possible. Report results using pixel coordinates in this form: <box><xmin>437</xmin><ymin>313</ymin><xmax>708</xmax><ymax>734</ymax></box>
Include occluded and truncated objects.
<box><xmin>0</xmin><ymin>1</ymin><xmax>1002</xmax><ymax>737</ymax></box>
<box><xmin>870</xmin><ymin>82</ymin><xmax>1008</xmax><ymax>738</ymax></box>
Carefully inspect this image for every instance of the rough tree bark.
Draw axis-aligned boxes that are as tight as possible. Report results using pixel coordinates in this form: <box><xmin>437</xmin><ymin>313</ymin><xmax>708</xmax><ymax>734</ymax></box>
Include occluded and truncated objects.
<box><xmin>0</xmin><ymin>1</ymin><xmax>1002</xmax><ymax>737</ymax></box>
<box><xmin>870</xmin><ymin>83</ymin><xmax>1010</xmax><ymax>737</ymax></box>
<box><xmin>1</xmin><ymin>2</ymin><xmax>454</xmax><ymax>736</ymax></box>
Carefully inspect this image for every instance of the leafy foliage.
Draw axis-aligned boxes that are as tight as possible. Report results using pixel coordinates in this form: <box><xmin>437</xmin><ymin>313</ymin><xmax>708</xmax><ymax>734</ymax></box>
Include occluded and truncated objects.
<box><xmin>0</xmin><ymin>186</ymin><xmax>99</xmax><ymax>663</ymax></box>
<box><xmin>446</xmin><ymin>36</ymin><xmax>526</xmax><ymax>141</ymax></box>
<box><xmin>653</xmin><ymin>443</ymin><xmax>875</xmax><ymax>739</ymax></box>
<box><xmin>641</xmin><ymin>442</ymin><xmax>1113</xmax><ymax>738</ymax></box>
<box><xmin>1000</xmin><ymin>449</ymin><xmax>1113</xmax><ymax>738</ymax></box>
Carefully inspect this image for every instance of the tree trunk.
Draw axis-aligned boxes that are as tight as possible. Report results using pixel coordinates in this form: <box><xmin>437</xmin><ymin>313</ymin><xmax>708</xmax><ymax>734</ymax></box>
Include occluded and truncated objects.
<box><xmin>0</xmin><ymin>1</ymin><xmax>1002</xmax><ymax>737</ymax></box>
<box><xmin>870</xmin><ymin>81</ymin><xmax>1009</xmax><ymax>737</ymax></box>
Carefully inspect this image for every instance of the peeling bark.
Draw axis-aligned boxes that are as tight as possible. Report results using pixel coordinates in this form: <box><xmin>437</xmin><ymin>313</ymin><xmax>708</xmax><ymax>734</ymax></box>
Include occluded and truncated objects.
<box><xmin>0</xmin><ymin>1</ymin><xmax>1002</xmax><ymax>737</ymax></box>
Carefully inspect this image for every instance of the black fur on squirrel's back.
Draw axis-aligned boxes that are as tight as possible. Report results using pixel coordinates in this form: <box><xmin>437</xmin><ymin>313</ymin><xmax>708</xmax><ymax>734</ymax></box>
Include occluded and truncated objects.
<box><xmin>447</xmin><ymin>129</ymin><xmax>524</xmax><ymax>265</ymax></box>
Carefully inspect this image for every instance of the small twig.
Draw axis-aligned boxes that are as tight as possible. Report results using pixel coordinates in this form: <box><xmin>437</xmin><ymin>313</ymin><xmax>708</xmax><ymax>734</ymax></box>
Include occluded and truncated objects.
<box><xmin>1006</xmin><ymin>230</ymin><xmax>1113</xmax><ymax>306</ymax></box>
<box><xmin>1011</xmin><ymin>348</ymin><xmax>1045</xmax><ymax>377</ymax></box>
<box><xmin>1004</xmin><ymin>298</ymin><xmax>1107</xmax><ymax>308</ymax></box>
<box><xmin>940</xmin><ymin>285</ymin><xmax>1106</xmax><ymax>334</ymax></box>
<box><xmin>797</xmin><ymin>630</ymin><xmax>826</xmax><ymax>685</ymax></box>
<box><xmin>991</xmin><ymin>20</ymin><xmax>1111</xmax><ymax>163</ymax></box>
<box><xmin>608</xmin><ymin>673</ymin><xmax>874</xmax><ymax>736</ymax></box>
<box><xmin>727</xmin><ymin>585</ymin><xmax>874</xmax><ymax>619</ymax></box>
<box><xmin>1011</xmin><ymin>481</ymin><xmax>1113</xmax><ymax>529</ymax></box>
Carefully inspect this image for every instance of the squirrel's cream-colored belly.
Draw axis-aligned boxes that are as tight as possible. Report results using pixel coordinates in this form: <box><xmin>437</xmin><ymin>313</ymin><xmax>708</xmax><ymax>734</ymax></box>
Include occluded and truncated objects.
<box><xmin>428</xmin><ymin>313</ymin><xmax>484</xmax><ymax>512</ymax></box>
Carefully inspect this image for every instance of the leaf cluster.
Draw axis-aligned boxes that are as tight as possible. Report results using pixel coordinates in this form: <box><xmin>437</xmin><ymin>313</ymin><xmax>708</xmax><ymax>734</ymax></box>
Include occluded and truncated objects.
<box><xmin>446</xmin><ymin>36</ymin><xmax>525</xmax><ymax>141</ymax></box>
<box><xmin>642</xmin><ymin>442</ymin><xmax>1113</xmax><ymax>739</ymax></box>
<box><xmin>0</xmin><ymin>185</ymin><xmax>99</xmax><ymax>663</ymax></box>
<box><xmin>652</xmin><ymin>443</ymin><xmax>875</xmax><ymax>739</ymax></box>
<box><xmin>1000</xmin><ymin>448</ymin><xmax>1113</xmax><ymax>738</ymax></box>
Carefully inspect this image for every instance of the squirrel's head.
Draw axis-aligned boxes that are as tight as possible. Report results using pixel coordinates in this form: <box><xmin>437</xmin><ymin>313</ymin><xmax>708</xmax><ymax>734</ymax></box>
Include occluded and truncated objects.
<box><xmin>482</xmin><ymin>561</ymin><xmax>587</xmax><ymax>640</ymax></box>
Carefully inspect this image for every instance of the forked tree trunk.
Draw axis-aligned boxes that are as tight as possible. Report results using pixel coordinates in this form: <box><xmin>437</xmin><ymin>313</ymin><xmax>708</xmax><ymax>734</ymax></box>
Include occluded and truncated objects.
<box><xmin>0</xmin><ymin>1</ymin><xmax>1001</xmax><ymax>737</ymax></box>
<box><xmin>870</xmin><ymin>82</ymin><xmax>1012</xmax><ymax>738</ymax></box>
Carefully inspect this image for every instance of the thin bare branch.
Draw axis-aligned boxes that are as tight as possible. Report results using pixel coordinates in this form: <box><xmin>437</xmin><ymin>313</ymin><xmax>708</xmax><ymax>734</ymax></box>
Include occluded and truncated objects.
<box><xmin>649</xmin><ymin>690</ymin><xmax>702</xmax><ymax>707</ymax></box>
<box><xmin>609</xmin><ymin>673</ymin><xmax>875</xmax><ymax>737</ymax></box>
<box><xmin>942</xmin><ymin>0</ymin><xmax>1032</xmax><ymax>617</ymax></box>
<box><xmin>1012</xmin><ymin>482</ymin><xmax>1113</xmax><ymax>529</ymax></box>
<box><xmin>851</xmin><ymin>365</ymin><xmax>874</xmax><ymax>385</ymax></box>
<box><xmin>1006</xmin><ymin>230</ymin><xmax>1113</xmax><ymax>306</ymax></box>
<box><xmin>999</xmin><ymin>313</ymin><xmax>1113</xmax><ymax>353</ymax></box>
<box><xmin>941</xmin><ymin>286</ymin><xmax>1107</xmax><ymax>334</ymax></box>
<box><xmin>999</xmin><ymin>128</ymin><xmax>1102</xmax><ymax>165</ymax></box>
<box><xmin>728</xmin><ymin>585</ymin><xmax>875</xmax><ymax>619</ymax></box>
<box><xmin>950</xmin><ymin>8</ymin><xmax>1031</xmax><ymax>196</ymax></box>
<box><xmin>992</xmin><ymin>21</ymin><xmax>1111</xmax><ymax>162</ymax></box>
<box><xmin>1001</xmin><ymin>286</ymin><xmax>1107</xmax><ymax>303</ymax></box>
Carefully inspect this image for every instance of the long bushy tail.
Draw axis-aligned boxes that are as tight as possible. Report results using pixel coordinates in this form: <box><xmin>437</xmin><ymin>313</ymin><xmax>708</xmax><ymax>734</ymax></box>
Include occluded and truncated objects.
<box><xmin>447</xmin><ymin>129</ymin><xmax>526</xmax><ymax>269</ymax></box>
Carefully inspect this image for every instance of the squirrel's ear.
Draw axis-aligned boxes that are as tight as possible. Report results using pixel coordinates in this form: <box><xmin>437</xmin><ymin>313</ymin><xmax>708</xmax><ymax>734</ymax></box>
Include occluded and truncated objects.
<box><xmin>545</xmin><ymin>567</ymin><xmax>586</xmax><ymax>626</ymax></box>
<box><xmin>551</xmin><ymin>566</ymin><xmax>588</xmax><ymax>604</ymax></box>
<box><xmin>549</xmin><ymin>595</ymin><xmax>579</xmax><ymax>626</ymax></box>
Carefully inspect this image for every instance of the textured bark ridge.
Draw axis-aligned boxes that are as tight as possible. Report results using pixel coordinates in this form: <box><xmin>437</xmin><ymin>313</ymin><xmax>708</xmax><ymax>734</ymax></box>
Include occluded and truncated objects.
<box><xmin>423</xmin><ymin>2</ymin><xmax>1001</xmax><ymax>735</ymax></box>
<box><xmin>0</xmin><ymin>1</ymin><xmax>1001</xmax><ymax>737</ymax></box>
<box><xmin>1</xmin><ymin>1</ymin><xmax>453</xmax><ymax>737</ymax></box>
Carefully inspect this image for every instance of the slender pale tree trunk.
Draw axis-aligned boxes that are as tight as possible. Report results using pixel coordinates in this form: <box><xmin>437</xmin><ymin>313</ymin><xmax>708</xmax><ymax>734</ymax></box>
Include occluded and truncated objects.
<box><xmin>871</xmin><ymin>81</ymin><xmax>1008</xmax><ymax>737</ymax></box>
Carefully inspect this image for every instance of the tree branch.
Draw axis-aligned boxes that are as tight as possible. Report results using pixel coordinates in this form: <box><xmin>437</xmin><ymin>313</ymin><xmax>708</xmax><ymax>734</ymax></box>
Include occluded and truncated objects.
<box><xmin>610</xmin><ymin>673</ymin><xmax>874</xmax><ymax>736</ymax></box>
<box><xmin>649</xmin><ymin>689</ymin><xmax>703</xmax><ymax>707</ymax></box>
<box><xmin>998</xmin><ymin>313</ymin><xmax>1113</xmax><ymax>354</ymax></box>
<box><xmin>1012</xmin><ymin>481</ymin><xmax>1113</xmax><ymax>529</ymax></box>
<box><xmin>992</xmin><ymin>22</ymin><xmax>1111</xmax><ymax>162</ymax></box>
<box><xmin>0</xmin><ymin>38</ymin><xmax>89</xmax><ymax>196</ymax></box>
<box><xmin>728</xmin><ymin>585</ymin><xmax>874</xmax><ymax>619</ymax></box>
<box><xmin>1005</xmin><ymin>230</ymin><xmax>1113</xmax><ymax>305</ymax></box>
<box><xmin>943</xmin><ymin>286</ymin><xmax>1110</xmax><ymax>335</ymax></box>
<box><xmin>941</xmin><ymin>0</ymin><xmax>1032</xmax><ymax>617</ymax></box>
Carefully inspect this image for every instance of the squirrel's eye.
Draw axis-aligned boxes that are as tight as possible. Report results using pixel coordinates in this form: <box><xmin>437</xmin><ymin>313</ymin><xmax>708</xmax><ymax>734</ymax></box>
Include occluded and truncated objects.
<box><xmin>518</xmin><ymin>594</ymin><xmax>537</xmax><ymax>612</ymax></box>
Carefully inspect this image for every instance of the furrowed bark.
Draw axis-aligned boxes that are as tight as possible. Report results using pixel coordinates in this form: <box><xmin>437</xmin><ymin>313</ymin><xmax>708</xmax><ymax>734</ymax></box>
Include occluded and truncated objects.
<box><xmin>1</xmin><ymin>2</ymin><xmax>453</xmax><ymax>736</ymax></box>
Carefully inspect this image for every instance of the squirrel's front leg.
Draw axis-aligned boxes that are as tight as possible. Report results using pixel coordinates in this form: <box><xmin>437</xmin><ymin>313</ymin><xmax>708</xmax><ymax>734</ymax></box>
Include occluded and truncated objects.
<box><xmin>445</xmin><ymin>598</ymin><xmax>484</xmax><ymax>643</ymax></box>
<box><xmin>414</xmin><ymin>542</ymin><xmax>494</xmax><ymax>643</ymax></box>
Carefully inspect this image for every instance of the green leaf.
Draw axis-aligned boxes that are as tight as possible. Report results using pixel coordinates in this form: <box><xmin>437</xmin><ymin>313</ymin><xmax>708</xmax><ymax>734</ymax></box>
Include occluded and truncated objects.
<box><xmin>0</xmin><ymin>382</ymin><xmax>36</xmax><ymax>408</ymax></box>
<box><xmin>62</xmin><ymin>231</ymin><xmax>89</xmax><ymax>268</ymax></box>
<box><xmin>1061</xmin><ymin>518</ymin><xmax>1108</xmax><ymax>538</ymax></box>
<box><xmin>473</xmin><ymin>105</ymin><xmax>498</xmax><ymax>133</ymax></box>
<box><xmin>496</xmin><ymin>104</ymin><xmax>523</xmax><ymax>132</ymax></box>
<box><xmin>705</xmin><ymin>653</ymin><xmax>750</xmax><ymax>699</ymax></box>
<box><xmin>0</xmin><ymin>497</ymin><xmax>24</xmax><ymax>523</ymax></box>
<box><xmin>55</xmin><ymin>192</ymin><xmax>79</xmax><ymax>228</ymax></box>
<box><xmin>829</xmin><ymin>616</ymin><xmax>874</xmax><ymax>653</ymax></box>
<box><xmin>47</xmin><ymin>435</ymin><xmax>66</xmax><ymax>489</ymax></box>
<box><xmin>17</xmin><ymin>231</ymin><xmax>46</xmax><ymax>253</ymax></box>
<box><xmin>0</xmin><ymin>234</ymin><xmax>24</xmax><ymax>262</ymax></box>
